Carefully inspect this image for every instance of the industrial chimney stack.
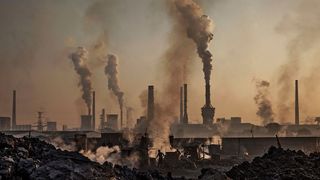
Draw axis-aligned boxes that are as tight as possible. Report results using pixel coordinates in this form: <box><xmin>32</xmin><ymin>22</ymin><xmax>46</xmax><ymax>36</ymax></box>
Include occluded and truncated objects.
<box><xmin>147</xmin><ymin>85</ymin><xmax>154</xmax><ymax>122</ymax></box>
<box><xmin>92</xmin><ymin>91</ymin><xmax>95</xmax><ymax>130</ymax></box>
<box><xmin>295</xmin><ymin>80</ymin><xmax>299</xmax><ymax>126</ymax></box>
<box><xmin>183</xmin><ymin>84</ymin><xmax>189</xmax><ymax>124</ymax></box>
<box><xmin>180</xmin><ymin>86</ymin><xmax>183</xmax><ymax>124</ymax></box>
<box><xmin>201</xmin><ymin>81</ymin><xmax>215</xmax><ymax>125</ymax></box>
<box><xmin>100</xmin><ymin>108</ymin><xmax>105</xmax><ymax>131</ymax></box>
<box><xmin>12</xmin><ymin>90</ymin><xmax>16</xmax><ymax>130</ymax></box>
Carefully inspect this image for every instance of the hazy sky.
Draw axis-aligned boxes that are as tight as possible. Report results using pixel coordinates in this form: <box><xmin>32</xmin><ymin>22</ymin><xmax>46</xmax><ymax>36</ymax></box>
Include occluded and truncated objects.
<box><xmin>0</xmin><ymin>0</ymin><xmax>319</xmax><ymax>129</ymax></box>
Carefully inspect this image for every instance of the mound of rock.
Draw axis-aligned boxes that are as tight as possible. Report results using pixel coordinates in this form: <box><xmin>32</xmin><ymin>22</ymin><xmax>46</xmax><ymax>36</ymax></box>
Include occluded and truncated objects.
<box><xmin>0</xmin><ymin>133</ymin><xmax>169</xmax><ymax>180</ymax></box>
<box><xmin>227</xmin><ymin>146</ymin><xmax>320</xmax><ymax>179</ymax></box>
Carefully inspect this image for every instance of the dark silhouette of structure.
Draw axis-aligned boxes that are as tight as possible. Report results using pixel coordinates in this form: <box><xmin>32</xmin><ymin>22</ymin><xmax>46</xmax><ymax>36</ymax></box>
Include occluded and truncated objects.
<box><xmin>201</xmin><ymin>80</ymin><xmax>215</xmax><ymax>125</ymax></box>
<box><xmin>295</xmin><ymin>80</ymin><xmax>299</xmax><ymax>126</ymax></box>
<box><xmin>147</xmin><ymin>85</ymin><xmax>154</xmax><ymax>122</ymax></box>
<box><xmin>12</xmin><ymin>90</ymin><xmax>16</xmax><ymax>130</ymax></box>
<box><xmin>183</xmin><ymin>84</ymin><xmax>189</xmax><ymax>124</ymax></box>
<box><xmin>92</xmin><ymin>91</ymin><xmax>95</xmax><ymax>130</ymax></box>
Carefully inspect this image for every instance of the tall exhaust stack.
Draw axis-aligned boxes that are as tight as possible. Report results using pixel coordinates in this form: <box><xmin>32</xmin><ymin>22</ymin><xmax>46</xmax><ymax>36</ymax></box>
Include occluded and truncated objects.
<box><xmin>120</xmin><ymin>108</ymin><xmax>123</xmax><ymax>129</ymax></box>
<box><xmin>295</xmin><ymin>80</ymin><xmax>299</xmax><ymax>126</ymax></box>
<box><xmin>92</xmin><ymin>91</ymin><xmax>95</xmax><ymax>130</ymax></box>
<box><xmin>12</xmin><ymin>90</ymin><xmax>16</xmax><ymax>130</ymax></box>
<box><xmin>147</xmin><ymin>85</ymin><xmax>154</xmax><ymax>122</ymax></box>
<box><xmin>183</xmin><ymin>84</ymin><xmax>189</xmax><ymax>124</ymax></box>
<box><xmin>100</xmin><ymin>108</ymin><xmax>105</xmax><ymax>131</ymax></box>
<box><xmin>201</xmin><ymin>81</ymin><xmax>215</xmax><ymax>125</ymax></box>
<box><xmin>180</xmin><ymin>86</ymin><xmax>183</xmax><ymax>124</ymax></box>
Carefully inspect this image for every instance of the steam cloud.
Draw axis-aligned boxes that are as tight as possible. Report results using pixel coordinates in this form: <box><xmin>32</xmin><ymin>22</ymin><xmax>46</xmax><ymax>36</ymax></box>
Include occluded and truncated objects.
<box><xmin>254</xmin><ymin>79</ymin><xmax>274</xmax><ymax>125</ymax></box>
<box><xmin>81</xmin><ymin>146</ymin><xmax>140</xmax><ymax>168</ymax></box>
<box><xmin>69</xmin><ymin>47</ymin><xmax>93</xmax><ymax>111</ymax></box>
<box><xmin>104</xmin><ymin>54</ymin><xmax>124</xmax><ymax>118</ymax></box>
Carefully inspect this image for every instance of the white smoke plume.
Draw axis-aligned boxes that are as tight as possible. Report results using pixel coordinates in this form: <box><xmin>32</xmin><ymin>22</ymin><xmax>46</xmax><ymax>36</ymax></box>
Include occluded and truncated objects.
<box><xmin>69</xmin><ymin>47</ymin><xmax>93</xmax><ymax>112</ymax></box>
<box><xmin>49</xmin><ymin>137</ymin><xmax>76</xmax><ymax>152</ymax></box>
<box><xmin>80</xmin><ymin>146</ymin><xmax>139</xmax><ymax>168</ymax></box>
<box><xmin>81</xmin><ymin>146</ymin><xmax>121</xmax><ymax>165</ymax></box>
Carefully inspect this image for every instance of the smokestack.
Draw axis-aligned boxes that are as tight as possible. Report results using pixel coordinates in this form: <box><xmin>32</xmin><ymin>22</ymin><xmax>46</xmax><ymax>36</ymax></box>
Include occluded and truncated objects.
<box><xmin>201</xmin><ymin>82</ymin><xmax>215</xmax><ymax>125</ymax></box>
<box><xmin>171</xmin><ymin>1</ymin><xmax>216</xmax><ymax>125</ymax></box>
<box><xmin>120</xmin><ymin>108</ymin><xmax>123</xmax><ymax>129</ymax></box>
<box><xmin>295</xmin><ymin>80</ymin><xmax>299</xmax><ymax>125</ymax></box>
<box><xmin>100</xmin><ymin>108</ymin><xmax>105</xmax><ymax>131</ymax></box>
<box><xmin>92</xmin><ymin>91</ymin><xmax>95</xmax><ymax>130</ymax></box>
<box><xmin>180</xmin><ymin>86</ymin><xmax>183</xmax><ymax>124</ymax></box>
<box><xmin>147</xmin><ymin>85</ymin><xmax>154</xmax><ymax>122</ymax></box>
<box><xmin>183</xmin><ymin>84</ymin><xmax>189</xmax><ymax>124</ymax></box>
<box><xmin>12</xmin><ymin>90</ymin><xmax>16</xmax><ymax>130</ymax></box>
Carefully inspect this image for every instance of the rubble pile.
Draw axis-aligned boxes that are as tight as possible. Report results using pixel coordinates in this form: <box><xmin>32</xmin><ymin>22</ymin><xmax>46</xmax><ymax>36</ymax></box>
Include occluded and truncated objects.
<box><xmin>227</xmin><ymin>146</ymin><xmax>320</xmax><ymax>179</ymax></box>
<box><xmin>0</xmin><ymin>133</ymin><xmax>169</xmax><ymax>180</ymax></box>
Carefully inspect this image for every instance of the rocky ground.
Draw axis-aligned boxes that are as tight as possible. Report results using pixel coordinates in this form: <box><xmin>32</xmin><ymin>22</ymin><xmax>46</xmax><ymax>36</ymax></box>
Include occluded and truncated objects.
<box><xmin>0</xmin><ymin>133</ymin><xmax>171</xmax><ymax>180</ymax></box>
<box><xmin>2</xmin><ymin>133</ymin><xmax>320</xmax><ymax>180</ymax></box>
<box><xmin>227</xmin><ymin>146</ymin><xmax>320</xmax><ymax>180</ymax></box>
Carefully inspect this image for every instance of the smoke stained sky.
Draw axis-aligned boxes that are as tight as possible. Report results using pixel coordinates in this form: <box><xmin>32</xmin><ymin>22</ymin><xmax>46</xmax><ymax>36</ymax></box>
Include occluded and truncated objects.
<box><xmin>0</xmin><ymin>0</ymin><xmax>319</xmax><ymax>128</ymax></box>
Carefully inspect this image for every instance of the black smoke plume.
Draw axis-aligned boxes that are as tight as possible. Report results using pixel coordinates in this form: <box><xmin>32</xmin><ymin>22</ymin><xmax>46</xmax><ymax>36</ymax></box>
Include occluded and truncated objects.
<box><xmin>254</xmin><ymin>79</ymin><xmax>274</xmax><ymax>125</ymax></box>
<box><xmin>174</xmin><ymin>0</ymin><xmax>214</xmax><ymax>85</ymax></box>
<box><xmin>70</xmin><ymin>47</ymin><xmax>93</xmax><ymax>112</ymax></box>
<box><xmin>104</xmin><ymin>54</ymin><xmax>124</xmax><ymax>116</ymax></box>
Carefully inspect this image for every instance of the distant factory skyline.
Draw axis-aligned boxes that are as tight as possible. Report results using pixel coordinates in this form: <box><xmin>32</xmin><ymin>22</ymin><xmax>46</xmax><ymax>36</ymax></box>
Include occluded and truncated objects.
<box><xmin>1</xmin><ymin>0</ymin><xmax>320</xmax><ymax>129</ymax></box>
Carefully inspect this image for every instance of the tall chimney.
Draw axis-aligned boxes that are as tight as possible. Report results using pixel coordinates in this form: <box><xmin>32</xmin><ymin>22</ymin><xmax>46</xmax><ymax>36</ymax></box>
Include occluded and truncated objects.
<box><xmin>92</xmin><ymin>91</ymin><xmax>95</xmax><ymax>130</ymax></box>
<box><xmin>147</xmin><ymin>85</ymin><xmax>154</xmax><ymax>122</ymax></box>
<box><xmin>295</xmin><ymin>80</ymin><xmax>299</xmax><ymax>126</ymax></box>
<box><xmin>100</xmin><ymin>108</ymin><xmax>105</xmax><ymax>131</ymax></box>
<box><xmin>180</xmin><ymin>86</ymin><xmax>183</xmax><ymax>124</ymax></box>
<box><xmin>201</xmin><ymin>80</ymin><xmax>215</xmax><ymax>125</ymax></box>
<box><xmin>183</xmin><ymin>84</ymin><xmax>189</xmax><ymax>124</ymax></box>
<box><xmin>120</xmin><ymin>108</ymin><xmax>123</xmax><ymax>129</ymax></box>
<box><xmin>12</xmin><ymin>90</ymin><xmax>16</xmax><ymax>130</ymax></box>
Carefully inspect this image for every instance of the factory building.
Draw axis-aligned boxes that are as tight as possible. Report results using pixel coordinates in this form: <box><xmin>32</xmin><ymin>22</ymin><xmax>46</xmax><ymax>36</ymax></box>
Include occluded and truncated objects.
<box><xmin>222</xmin><ymin>136</ymin><xmax>320</xmax><ymax>156</ymax></box>
<box><xmin>107</xmin><ymin>114</ymin><xmax>119</xmax><ymax>131</ymax></box>
<box><xmin>0</xmin><ymin>117</ymin><xmax>11</xmax><ymax>131</ymax></box>
<box><xmin>14</xmin><ymin>124</ymin><xmax>32</xmax><ymax>131</ymax></box>
<box><xmin>81</xmin><ymin>115</ymin><xmax>92</xmax><ymax>131</ymax></box>
<box><xmin>47</xmin><ymin>121</ymin><xmax>57</xmax><ymax>131</ymax></box>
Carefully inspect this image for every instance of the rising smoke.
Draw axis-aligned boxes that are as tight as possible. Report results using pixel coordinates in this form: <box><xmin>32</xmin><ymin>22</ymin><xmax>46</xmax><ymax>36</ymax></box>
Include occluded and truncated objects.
<box><xmin>69</xmin><ymin>47</ymin><xmax>93</xmax><ymax>112</ymax></box>
<box><xmin>254</xmin><ymin>79</ymin><xmax>274</xmax><ymax>125</ymax></box>
<box><xmin>174</xmin><ymin>0</ymin><xmax>214</xmax><ymax>86</ymax></box>
<box><xmin>81</xmin><ymin>145</ymin><xmax>140</xmax><ymax>168</ymax></box>
<box><xmin>104</xmin><ymin>54</ymin><xmax>124</xmax><ymax>117</ymax></box>
<box><xmin>276</xmin><ymin>0</ymin><xmax>320</xmax><ymax>122</ymax></box>
<box><xmin>146</xmin><ymin>0</ymin><xmax>214</xmax><ymax>150</ymax></box>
